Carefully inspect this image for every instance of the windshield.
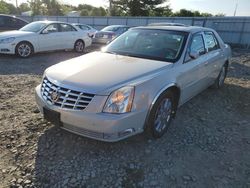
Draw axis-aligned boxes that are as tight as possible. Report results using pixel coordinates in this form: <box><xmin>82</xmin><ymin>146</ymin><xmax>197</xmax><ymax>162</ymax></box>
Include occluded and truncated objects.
<box><xmin>103</xmin><ymin>29</ymin><xmax>188</xmax><ymax>63</ymax></box>
<box><xmin>20</xmin><ymin>22</ymin><xmax>47</xmax><ymax>32</ymax></box>
<box><xmin>101</xmin><ymin>26</ymin><xmax>120</xmax><ymax>32</ymax></box>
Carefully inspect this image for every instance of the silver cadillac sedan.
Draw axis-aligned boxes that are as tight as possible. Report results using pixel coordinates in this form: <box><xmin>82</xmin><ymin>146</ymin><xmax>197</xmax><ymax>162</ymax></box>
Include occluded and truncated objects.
<box><xmin>35</xmin><ymin>26</ymin><xmax>232</xmax><ymax>142</ymax></box>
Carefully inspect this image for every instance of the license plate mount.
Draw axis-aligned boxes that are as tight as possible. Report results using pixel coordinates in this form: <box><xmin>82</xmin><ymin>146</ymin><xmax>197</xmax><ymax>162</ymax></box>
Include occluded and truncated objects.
<box><xmin>43</xmin><ymin>107</ymin><xmax>62</xmax><ymax>127</ymax></box>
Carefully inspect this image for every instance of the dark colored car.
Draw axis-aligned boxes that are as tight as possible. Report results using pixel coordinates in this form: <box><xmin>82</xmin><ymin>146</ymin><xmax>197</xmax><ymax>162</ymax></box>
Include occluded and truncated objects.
<box><xmin>93</xmin><ymin>25</ymin><xmax>130</xmax><ymax>44</ymax></box>
<box><xmin>0</xmin><ymin>14</ymin><xmax>28</xmax><ymax>32</ymax></box>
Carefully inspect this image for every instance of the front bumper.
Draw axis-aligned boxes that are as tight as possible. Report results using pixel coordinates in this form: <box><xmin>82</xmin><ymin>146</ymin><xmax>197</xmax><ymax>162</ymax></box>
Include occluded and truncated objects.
<box><xmin>0</xmin><ymin>43</ymin><xmax>15</xmax><ymax>54</ymax></box>
<box><xmin>35</xmin><ymin>85</ymin><xmax>145</xmax><ymax>142</ymax></box>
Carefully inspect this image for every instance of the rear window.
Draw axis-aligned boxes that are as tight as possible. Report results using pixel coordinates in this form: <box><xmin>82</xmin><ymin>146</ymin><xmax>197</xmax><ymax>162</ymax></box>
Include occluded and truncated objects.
<box><xmin>204</xmin><ymin>32</ymin><xmax>220</xmax><ymax>52</ymax></box>
<box><xmin>102</xmin><ymin>26</ymin><xmax>120</xmax><ymax>32</ymax></box>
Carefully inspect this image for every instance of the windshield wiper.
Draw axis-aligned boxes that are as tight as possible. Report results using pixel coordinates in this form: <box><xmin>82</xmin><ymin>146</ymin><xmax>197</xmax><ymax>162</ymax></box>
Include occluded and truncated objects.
<box><xmin>104</xmin><ymin>51</ymin><xmax>118</xmax><ymax>55</ymax></box>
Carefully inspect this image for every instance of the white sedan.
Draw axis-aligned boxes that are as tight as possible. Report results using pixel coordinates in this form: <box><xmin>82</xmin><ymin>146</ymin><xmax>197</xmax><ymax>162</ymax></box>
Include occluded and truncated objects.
<box><xmin>0</xmin><ymin>21</ymin><xmax>92</xmax><ymax>58</ymax></box>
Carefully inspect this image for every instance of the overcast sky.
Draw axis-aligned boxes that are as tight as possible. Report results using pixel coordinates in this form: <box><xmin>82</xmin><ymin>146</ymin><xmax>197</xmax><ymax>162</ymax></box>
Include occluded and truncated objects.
<box><xmin>15</xmin><ymin>0</ymin><xmax>250</xmax><ymax>16</ymax></box>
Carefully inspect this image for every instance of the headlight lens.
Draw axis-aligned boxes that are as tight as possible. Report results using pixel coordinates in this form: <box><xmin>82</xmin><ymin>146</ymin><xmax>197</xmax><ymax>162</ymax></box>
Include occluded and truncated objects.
<box><xmin>103</xmin><ymin>86</ymin><xmax>135</xmax><ymax>114</ymax></box>
<box><xmin>0</xmin><ymin>37</ymin><xmax>15</xmax><ymax>44</ymax></box>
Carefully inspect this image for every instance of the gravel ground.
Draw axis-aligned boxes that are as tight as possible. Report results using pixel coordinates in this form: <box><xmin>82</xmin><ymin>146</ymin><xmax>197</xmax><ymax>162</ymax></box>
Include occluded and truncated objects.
<box><xmin>0</xmin><ymin>48</ymin><xmax>250</xmax><ymax>188</ymax></box>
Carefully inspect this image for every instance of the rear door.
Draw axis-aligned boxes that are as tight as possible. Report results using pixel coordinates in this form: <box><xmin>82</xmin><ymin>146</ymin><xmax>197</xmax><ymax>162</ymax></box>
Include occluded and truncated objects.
<box><xmin>203</xmin><ymin>31</ymin><xmax>225</xmax><ymax>84</ymax></box>
<box><xmin>58</xmin><ymin>23</ymin><xmax>78</xmax><ymax>49</ymax></box>
<box><xmin>178</xmin><ymin>32</ymin><xmax>208</xmax><ymax>104</ymax></box>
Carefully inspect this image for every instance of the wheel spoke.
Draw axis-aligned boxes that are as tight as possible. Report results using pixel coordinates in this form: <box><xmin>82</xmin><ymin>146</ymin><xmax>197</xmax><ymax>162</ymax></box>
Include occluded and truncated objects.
<box><xmin>154</xmin><ymin>97</ymin><xmax>172</xmax><ymax>133</ymax></box>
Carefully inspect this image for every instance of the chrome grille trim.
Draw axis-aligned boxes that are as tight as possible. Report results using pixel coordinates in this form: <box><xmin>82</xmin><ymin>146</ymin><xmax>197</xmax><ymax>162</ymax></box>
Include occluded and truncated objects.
<box><xmin>41</xmin><ymin>77</ymin><xmax>95</xmax><ymax>111</ymax></box>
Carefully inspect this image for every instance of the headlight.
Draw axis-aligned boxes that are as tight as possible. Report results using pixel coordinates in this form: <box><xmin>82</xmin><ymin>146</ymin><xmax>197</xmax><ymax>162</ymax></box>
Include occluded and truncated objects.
<box><xmin>103</xmin><ymin>86</ymin><xmax>135</xmax><ymax>114</ymax></box>
<box><xmin>0</xmin><ymin>37</ymin><xmax>15</xmax><ymax>44</ymax></box>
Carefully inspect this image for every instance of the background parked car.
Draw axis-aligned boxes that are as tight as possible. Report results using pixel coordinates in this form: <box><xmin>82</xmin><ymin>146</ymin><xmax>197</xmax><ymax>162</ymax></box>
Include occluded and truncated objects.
<box><xmin>92</xmin><ymin>25</ymin><xmax>130</xmax><ymax>44</ymax></box>
<box><xmin>72</xmin><ymin>23</ymin><xmax>98</xmax><ymax>38</ymax></box>
<box><xmin>0</xmin><ymin>14</ymin><xmax>28</xmax><ymax>32</ymax></box>
<box><xmin>148</xmin><ymin>22</ymin><xmax>186</xmax><ymax>26</ymax></box>
<box><xmin>0</xmin><ymin>21</ymin><xmax>92</xmax><ymax>58</ymax></box>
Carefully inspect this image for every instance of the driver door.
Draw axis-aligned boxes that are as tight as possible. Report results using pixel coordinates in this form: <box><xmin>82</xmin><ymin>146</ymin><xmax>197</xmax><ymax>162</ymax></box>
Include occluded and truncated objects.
<box><xmin>37</xmin><ymin>23</ymin><xmax>61</xmax><ymax>52</ymax></box>
<box><xmin>178</xmin><ymin>33</ymin><xmax>209</xmax><ymax>104</ymax></box>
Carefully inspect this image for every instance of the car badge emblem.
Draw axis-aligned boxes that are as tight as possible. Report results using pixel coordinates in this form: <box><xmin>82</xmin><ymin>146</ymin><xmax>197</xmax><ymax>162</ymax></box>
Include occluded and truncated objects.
<box><xmin>51</xmin><ymin>90</ymin><xmax>60</xmax><ymax>103</ymax></box>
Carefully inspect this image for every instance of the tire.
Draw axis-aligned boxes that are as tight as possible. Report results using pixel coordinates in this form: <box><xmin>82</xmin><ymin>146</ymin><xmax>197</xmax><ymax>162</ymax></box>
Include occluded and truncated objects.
<box><xmin>74</xmin><ymin>40</ymin><xmax>85</xmax><ymax>53</ymax></box>
<box><xmin>212</xmin><ymin>63</ymin><xmax>228</xmax><ymax>89</ymax></box>
<box><xmin>15</xmin><ymin>42</ymin><xmax>33</xmax><ymax>58</ymax></box>
<box><xmin>145</xmin><ymin>90</ymin><xmax>175</xmax><ymax>138</ymax></box>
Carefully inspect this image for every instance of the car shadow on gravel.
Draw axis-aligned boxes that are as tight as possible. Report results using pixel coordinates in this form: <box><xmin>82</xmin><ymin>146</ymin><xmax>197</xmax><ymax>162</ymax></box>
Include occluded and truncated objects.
<box><xmin>32</xmin><ymin>83</ymin><xmax>250</xmax><ymax>187</ymax></box>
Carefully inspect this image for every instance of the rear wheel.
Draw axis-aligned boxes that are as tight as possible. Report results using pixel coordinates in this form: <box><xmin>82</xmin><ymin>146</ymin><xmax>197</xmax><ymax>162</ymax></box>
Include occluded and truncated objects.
<box><xmin>212</xmin><ymin>63</ymin><xmax>228</xmax><ymax>89</ymax></box>
<box><xmin>146</xmin><ymin>90</ymin><xmax>175</xmax><ymax>138</ymax></box>
<box><xmin>15</xmin><ymin>42</ymin><xmax>33</xmax><ymax>58</ymax></box>
<box><xmin>74</xmin><ymin>40</ymin><xmax>85</xmax><ymax>53</ymax></box>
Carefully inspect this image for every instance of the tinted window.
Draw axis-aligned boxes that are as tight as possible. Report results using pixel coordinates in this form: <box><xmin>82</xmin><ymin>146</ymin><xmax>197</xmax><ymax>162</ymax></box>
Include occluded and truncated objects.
<box><xmin>190</xmin><ymin>34</ymin><xmax>206</xmax><ymax>55</ymax></box>
<box><xmin>102</xmin><ymin>26</ymin><xmax>120</xmax><ymax>32</ymax></box>
<box><xmin>79</xmin><ymin>25</ymin><xmax>90</xmax><ymax>30</ymax></box>
<box><xmin>0</xmin><ymin>16</ymin><xmax>5</xmax><ymax>26</ymax></box>
<box><xmin>16</xmin><ymin>19</ymin><xmax>27</xmax><ymax>26</ymax></box>
<box><xmin>185</xmin><ymin>34</ymin><xmax>205</xmax><ymax>62</ymax></box>
<box><xmin>120</xmin><ymin>27</ymin><xmax>129</xmax><ymax>32</ymax></box>
<box><xmin>204</xmin><ymin>32</ymin><xmax>219</xmax><ymax>52</ymax></box>
<box><xmin>60</xmin><ymin>24</ymin><xmax>76</xmax><ymax>32</ymax></box>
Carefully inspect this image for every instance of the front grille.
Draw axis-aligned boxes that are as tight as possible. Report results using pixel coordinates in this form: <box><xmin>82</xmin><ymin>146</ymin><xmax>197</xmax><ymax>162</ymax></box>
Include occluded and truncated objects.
<box><xmin>41</xmin><ymin>77</ymin><xmax>95</xmax><ymax>110</ymax></box>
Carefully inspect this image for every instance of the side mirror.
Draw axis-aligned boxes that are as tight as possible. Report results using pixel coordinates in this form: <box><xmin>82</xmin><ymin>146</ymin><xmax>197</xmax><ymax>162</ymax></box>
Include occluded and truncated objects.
<box><xmin>189</xmin><ymin>51</ymin><xmax>199</xmax><ymax>59</ymax></box>
<box><xmin>41</xmin><ymin>30</ymin><xmax>49</xmax><ymax>34</ymax></box>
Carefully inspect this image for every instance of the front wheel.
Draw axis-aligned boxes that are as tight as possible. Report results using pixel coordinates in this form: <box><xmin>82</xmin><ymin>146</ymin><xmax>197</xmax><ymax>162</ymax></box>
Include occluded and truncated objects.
<box><xmin>145</xmin><ymin>91</ymin><xmax>175</xmax><ymax>138</ymax></box>
<box><xmin>15</xmin><ymin>42</ymin><xmax>33</xmax><ymax>58</ymax></box>
<box><xmin>74</xmin><ymin>40</ymin><xmax>85</xmax><ymax>53</ymax></box>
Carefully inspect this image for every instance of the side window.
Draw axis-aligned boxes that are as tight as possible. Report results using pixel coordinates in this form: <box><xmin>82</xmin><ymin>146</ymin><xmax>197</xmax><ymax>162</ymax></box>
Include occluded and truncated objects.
<box><xmin>16</xmin><ymin>19</ymin><xmax>27</xmax><ymax>27</ymax></box>
<box><xmin>43</xmin><ymin>24</ymin><xmax>59</xmax><ymax>33</ymax></box>
<box><xmin>60</xmin><ymin>24</ymin><xmax>76</xmax><ymax>32</ymax></box>
<box><xmin>185</xmin><ymin>34</ymin><xmax>206</xmax><ymax>62</ymax></box>
<box><xmin>0</xmin><ymin>16</ymin><xmax>5</xmax><ymax>26</ymax></box>
<box><xmin>204</xmin><ymin>32</ymin><xmax>220</xmax><ymax>52</ymax></box>
<box><xmin>79</xmin><ymin>25</ymin><xmax>90</xmax><ymax>30</ymax></box>
<box><xmin>5</xmin><ymin>17</ymin><xmax>15</xmax><ymax>27</ymax></box>
<box><xmin>122</xmin><ymin>27</ymin><xmax>129</xmax><ymax>32</ymax></box>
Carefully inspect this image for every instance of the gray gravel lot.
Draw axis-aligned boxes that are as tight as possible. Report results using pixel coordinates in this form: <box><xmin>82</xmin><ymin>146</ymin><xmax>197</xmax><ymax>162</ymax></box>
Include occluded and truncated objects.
<box><xmin>0</xmin><ymin>48</ymin><xmax>250</xmax><ymax>188</ymax></box>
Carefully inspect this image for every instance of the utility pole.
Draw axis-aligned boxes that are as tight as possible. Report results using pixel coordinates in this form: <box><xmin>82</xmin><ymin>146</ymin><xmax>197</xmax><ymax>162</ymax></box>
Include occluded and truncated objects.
<box><xmin>234</xmin><ymin>0</ymin><xmax>239</xmax><ymax>16</ymax></box>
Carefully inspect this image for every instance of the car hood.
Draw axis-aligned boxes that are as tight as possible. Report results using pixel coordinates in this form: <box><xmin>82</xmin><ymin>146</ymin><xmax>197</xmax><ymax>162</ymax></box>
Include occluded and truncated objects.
<box><xmin>45</xmin><ymin>52</ymin><xmax>173</xmax><ymax>95</ymax></box>
<box><xmin>0</xmin><ymin>30</ymin><xmax>35</xmax><ymax>39</ymax></box>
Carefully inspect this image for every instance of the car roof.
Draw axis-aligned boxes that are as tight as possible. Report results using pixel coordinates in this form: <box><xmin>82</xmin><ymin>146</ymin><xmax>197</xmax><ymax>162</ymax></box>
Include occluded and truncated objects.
<box><xmin>105</xmin><ymin>25</ymin><xmax>129</xmax><ymax>28</ymax></box>
<box><xmin>72</xmin><ymin>23</ymin><xmax>89</xmax><ymax>25</ymax></box>
<box><xmin>134</xmin><ymin>25</ymin><xmax>215</xmax><ymax>34</ymax></box>
<box><xmin>0</xmin><ymin>14</ymin><xmax>29</xmax><ymax>23</ymax></box>
<box><xmin>33</xmin><ymin>20</ymin><xmax>72</xmax><ymax>24</ymax></box>
<box><xmin>148</xmin><ymin>22</ymin><xmax>186</xmax><ymax>26</ymax></box>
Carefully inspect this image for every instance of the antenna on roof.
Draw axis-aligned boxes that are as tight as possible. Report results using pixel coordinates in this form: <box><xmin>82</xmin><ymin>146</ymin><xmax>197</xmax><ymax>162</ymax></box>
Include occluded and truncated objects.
<box><xmin>234</xmin><ymin>0</ymin><xmax>239</xmax><ymax>16</ymax></box>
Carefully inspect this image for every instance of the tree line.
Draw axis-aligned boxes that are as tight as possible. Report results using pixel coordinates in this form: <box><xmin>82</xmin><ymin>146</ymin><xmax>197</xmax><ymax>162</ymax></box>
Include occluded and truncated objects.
<box><xmin>0</xmin><ymin>0</ymin><xmax>225</xmax><ymax>17</ymax></box>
